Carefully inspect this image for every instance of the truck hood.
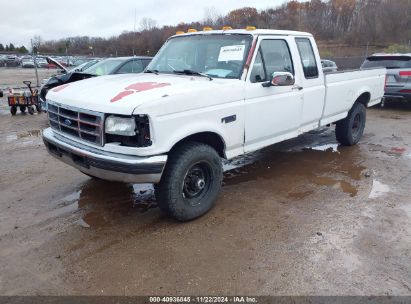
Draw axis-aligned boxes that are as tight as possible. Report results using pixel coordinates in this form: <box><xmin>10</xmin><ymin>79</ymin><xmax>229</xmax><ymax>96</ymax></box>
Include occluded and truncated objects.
<box><xmin>46</xmin><ymin>73</ymin><xmax>236</xmax><ymax>115</ymax></box>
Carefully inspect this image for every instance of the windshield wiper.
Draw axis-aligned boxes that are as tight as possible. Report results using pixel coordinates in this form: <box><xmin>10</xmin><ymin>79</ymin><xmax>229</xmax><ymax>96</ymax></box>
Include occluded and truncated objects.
<box><xmin>173</xmin><ymin>69</ymin><xmax>213</xmax><ymax>81</ymax></box>
<box><xmin>145</xmin><ymin>69</ymin><xmax>159</xmax><ymax>74</ymax></box>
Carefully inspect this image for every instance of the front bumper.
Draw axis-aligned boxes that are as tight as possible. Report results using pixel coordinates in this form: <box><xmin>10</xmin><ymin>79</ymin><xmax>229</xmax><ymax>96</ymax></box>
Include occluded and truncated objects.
<box><xmin>42</xmin><ymin>128</ymin><xmax>167</xmax><ymax>183</ymax></box>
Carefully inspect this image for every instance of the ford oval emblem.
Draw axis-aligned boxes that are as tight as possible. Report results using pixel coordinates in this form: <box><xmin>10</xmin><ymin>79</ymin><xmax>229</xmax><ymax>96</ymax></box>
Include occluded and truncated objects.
<box><xmin>64</xmin><ymin>119</ymin><xmax>72</xmax><ymax>126</ymax></box>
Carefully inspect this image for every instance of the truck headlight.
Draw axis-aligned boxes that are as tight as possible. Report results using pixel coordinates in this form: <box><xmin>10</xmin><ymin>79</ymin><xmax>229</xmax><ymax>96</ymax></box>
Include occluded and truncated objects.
<box><xmin>105</xmin><ymin>115</ymin><xmax>136</xmax><ymax>136</ymax></box>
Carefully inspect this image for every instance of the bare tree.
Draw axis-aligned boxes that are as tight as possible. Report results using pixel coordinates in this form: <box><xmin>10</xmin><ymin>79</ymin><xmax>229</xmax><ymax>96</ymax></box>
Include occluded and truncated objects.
<box><xmin>203</xmin><ymin>6</ymin><xmax>221</xmax><ymax>26</ymax></box>
<box><xmin>139</xmin><ymin>17</ymin><xmax>158</xmax><ymax>31</ymax></box>
<box><xmin>32</xmin><ymin>0</ymin><xmax>411</xmax><ymax>57</ymax></box>
<box><xmin>31</xmin><ymin>35</ymin><xmax>42</xmax><ymax>53</ymax></box>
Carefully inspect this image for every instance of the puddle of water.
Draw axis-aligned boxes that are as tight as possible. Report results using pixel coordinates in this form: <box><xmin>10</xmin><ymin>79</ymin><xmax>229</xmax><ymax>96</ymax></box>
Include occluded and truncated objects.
<box><xmin>59</xmin><ymin>181</ymin><xmax>157</xmax><ymax>229</ymax></box>
<box><xmin>6</xmin><ymin>134</ymin><xmax>17</xmax><ymax>142</ymax></box>
<box><xmin>399</xmin><ymin>203</ymin><xmax>411</xmax><ymax>218</ymax></box>
<box><xmin>287</xmin><ymin>190</ymin><xmax>314</xmax><ymax>200</ymax></box>
<box><xmin>224</xmin><ymin>144</ymin><xmax>365</xmax><ymax>199</ymax></box>
<box><xmin>311</xmin><ymin>176</ymin><xmax>358</xmax><ymax>197</ymax></box>
<box><xmin>17</xmin><ymin>129</ymin><xmax>42</xmax><ymax>139</ymax></box>
<box><xmin>4</xmin><ymin>130</ymin><xmax>42</xmax><ymax>147</ymax></box>
<box><xmin>61</xmin><ymin>190</ymin><xmax>82</xmax><ymax>203</ymax></box>
<box><xmin>310</xmin><ymin>143</ymin><xmax>339</xmax><ymax>153</ymax></box>
<box><xmin>58</xmin><ymin>132</ymin><xmax>366</xmax><ymax>227</ymax></box>
<box><xmin>222</xmin><ymin>151</ymin><xmax>262</xmax><ymax>172</ymax></box>
<box><xmin>368</xmin><ymin>180</ymin><xmax>390</xmax><ymax>199</ymax></box>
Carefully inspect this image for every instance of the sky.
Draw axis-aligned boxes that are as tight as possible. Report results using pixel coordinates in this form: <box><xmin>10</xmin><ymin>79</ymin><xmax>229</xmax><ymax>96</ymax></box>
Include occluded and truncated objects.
<box><xmin>0</xmin><ymin>0</ymin><xmax>290</xmax><ymax>48</ymax></box>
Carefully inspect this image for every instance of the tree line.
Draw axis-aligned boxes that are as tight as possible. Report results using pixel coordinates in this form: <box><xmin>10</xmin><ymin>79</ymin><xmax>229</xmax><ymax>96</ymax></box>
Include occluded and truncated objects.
<box><xmin>0</xmin><ymin>43</ymin><xmax>28</xmax><ymax>54</ymax></box>
<box><xmin>5</xmin><ymin>0</ymin><xmax>411</xmax><ymax>57</ymax></box>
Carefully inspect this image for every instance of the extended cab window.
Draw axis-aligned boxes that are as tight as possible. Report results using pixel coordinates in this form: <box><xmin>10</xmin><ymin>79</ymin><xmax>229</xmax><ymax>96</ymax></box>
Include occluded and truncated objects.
<box><xmin>295</xmin><ymin>38</ymin><xmax>319</xmax><ymax>78</ymax></box>
<box><xmin>250</xmin><ymin>40</ymin><xmax>294</xmax><ymax>83</ymax></box>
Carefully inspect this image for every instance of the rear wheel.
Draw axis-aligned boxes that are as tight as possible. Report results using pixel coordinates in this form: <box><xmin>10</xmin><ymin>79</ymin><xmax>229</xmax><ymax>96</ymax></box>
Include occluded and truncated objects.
<box><xmin>28</xmin><ymin>106</ymin><xmax>35</xmax><ymax>115</ymax></box>
<box><xmin>36</xmin><ymin>104</ymin><xmax>42</xmax><ymax>113</ymax></box>
<box><xmin>335</xmin><ymin>102</ymin><xmax>366</xmax><ymax>146</ymax></box>
<box><xmin>155</xmin><ymin>142</ymin><xmax>223</xmax><ymax>221</ymax></box>
<box><xmin>19</xmin><ymin>106</ymin><xmax>26</xmax><ymax>113</ymax></box>
<box><xmin>10</xmin><ymin>106</ymin><xmax>17</xmax><ymax>116</ymax></box>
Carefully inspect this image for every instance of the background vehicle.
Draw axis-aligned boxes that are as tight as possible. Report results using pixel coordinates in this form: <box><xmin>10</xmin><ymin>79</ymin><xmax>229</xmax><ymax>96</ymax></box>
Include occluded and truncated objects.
<box><xmin>35</xmin><ymin>57</ymin><xmax>49</xmax><ymax>68</ymax></box>
<box><xmin>39</xmin><ymin>56</ymin><xmax>152</xmax><ymax>106</ymax></box>
<box><xmin>0</xmin><ymin>55</ymin><xmax>6</xmax><ymax>67</ymax></box>
<box><xmin>70</xmin><ymin>59</ymin><xmax>101</xmax><ymax>72</ymax></box>
<box><xmin>42</xmin><ymin>29</ymin><xmax>385</xmax><ymax>222</ymax></box>
<box><xmin>5</xmin><ymin>55</ymin><xmax>20</xmax><ymax>67</ymax></box>
<box><xmin>21</xmin><ymin>58</ymin><xmax>35</xmax><ymax>68</ymax></box>
<box><xmin>321</xmin><ymin>59</ymin><xmax>338</xmax><ymax>73</ymax></box>
<box><xmin>361</xmin><ymin>53</ymin><xmax>411</xmax><ymax>102</ymax></box>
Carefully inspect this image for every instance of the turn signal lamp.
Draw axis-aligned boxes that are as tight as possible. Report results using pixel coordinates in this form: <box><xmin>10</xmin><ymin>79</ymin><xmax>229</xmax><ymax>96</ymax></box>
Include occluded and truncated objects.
<box><xmin>246</xmin><ymin>26</ymin><xmax>256</xmax><ymax>31</ymax></box>
<box><xmin>203</xmin><ymin>27</ymin><xmax>213</xmax><ymax>31</ymax></box>
<box><xmin>176</xmin><ymin>31</ymin><xmax>185</xmax><ymax>35</ymax></box>
<box><xmin>187</xmin><ymin>28</ymin><xmax>197</xmax><ymax>33</ymax></box>
<box><xmin>222</xmin><ymin>26</ymin><xmax>232</xmax><ymax>30</ymax></box>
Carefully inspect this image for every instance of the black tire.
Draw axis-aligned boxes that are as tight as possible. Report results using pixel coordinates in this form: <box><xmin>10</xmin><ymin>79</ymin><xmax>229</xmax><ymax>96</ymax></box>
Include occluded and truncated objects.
<box><xmin>36</xmin><ymin>104</ymin><xmax>42</xmax><ymax>113</ymax></box>
<box><xmin>335</xmin><ymin>102</ymin><xmax>366</xmax><ymax>146</ymax></box>
<box><xmin>28</xmin><ymin>106</ymin><xmax>34</xmax><ymax>115</ymax></box>
<box><xmin>20</xmin><ymin>106</ymin><xmax>26</xmax><ymax>113</ymax></box>
<box><xmin>155</xmin><ymin>142</ymin><xmax>223</xmax><ymax>221</ymax></box>
<box><xmin>10</xmin><ymin>106</ymin><xmax>17</xmax><ymax>116</ymax></box>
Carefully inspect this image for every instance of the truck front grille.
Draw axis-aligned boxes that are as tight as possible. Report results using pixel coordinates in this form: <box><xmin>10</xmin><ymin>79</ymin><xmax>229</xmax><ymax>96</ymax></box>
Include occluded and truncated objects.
<box><xmin>47</xmin><ymin>101</ymin><xmax>104</xmax><ymax>146</ymax></box>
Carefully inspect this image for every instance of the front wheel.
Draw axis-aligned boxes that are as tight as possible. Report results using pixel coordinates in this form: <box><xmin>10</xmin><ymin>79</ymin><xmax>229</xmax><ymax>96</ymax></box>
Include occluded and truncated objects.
<box><xmin>335</xmin><ymin>102</ymin><xmax>366</xmax><ymax>146</ymax></box>
<box><xmin>10</xmin><ymin>106</ymin><xmax>17</xmax><ymax>116</ymax></box>
<box><xmin>155</xmin><ymin>142</ymin><xmax>223</xmax><ymax>221</ymax></box>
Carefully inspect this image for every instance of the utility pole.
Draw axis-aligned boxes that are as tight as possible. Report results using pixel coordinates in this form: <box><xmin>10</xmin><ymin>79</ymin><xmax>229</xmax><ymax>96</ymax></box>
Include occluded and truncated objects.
<box><xmin>31</xmin><ymin>39</ymin><xmax>40</xmax><ymax>87</ymax></box>
<box><xmin>133</xmin><ymin>8</ymin><xmax>137</xmax><ymax>56</ymax></box>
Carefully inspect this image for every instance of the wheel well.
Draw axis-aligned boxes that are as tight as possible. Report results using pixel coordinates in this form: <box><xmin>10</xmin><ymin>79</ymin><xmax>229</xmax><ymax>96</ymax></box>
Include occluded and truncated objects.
<box><xmin>356</xmin><ymin>92</ymin><xmax>371</xmax><ymax>106</ymax></box>
<box><xmin>172</xmin><ymin>132</ymin><xmax>226</xmax><ymax>158</ymax></box>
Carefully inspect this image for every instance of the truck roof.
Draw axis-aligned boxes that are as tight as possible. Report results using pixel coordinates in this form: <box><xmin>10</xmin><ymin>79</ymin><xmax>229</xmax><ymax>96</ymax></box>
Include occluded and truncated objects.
<box><xmin>171</xmin><ymin>29</ymin><xmax>313</xmax><ymax>38</ymax></box>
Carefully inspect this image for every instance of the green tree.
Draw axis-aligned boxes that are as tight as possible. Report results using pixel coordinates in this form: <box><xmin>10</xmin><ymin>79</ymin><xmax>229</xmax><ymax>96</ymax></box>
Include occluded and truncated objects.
<box><xmin>9</xmin><ymin>43</ymin><xmax>15</xmax><ymax>51</ymax></box>
<box><xmin>18</xmin><ymin>46</ymin><xmax>28</xmax><ymax>53</ymax></box>
<box><xmin>0</xmin><ymin>44</ymin><xmax>4</xmax><ymax>51</ymax></box>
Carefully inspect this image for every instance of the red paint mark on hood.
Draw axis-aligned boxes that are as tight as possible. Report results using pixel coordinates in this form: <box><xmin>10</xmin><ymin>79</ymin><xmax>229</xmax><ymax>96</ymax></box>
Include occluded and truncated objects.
<box><xmin>52</xmin><ymin>84</ymin><xmax>70</xmax><ymax>92</ymax></box>
<box><xmin>391</xmin><ymin>147</ymin><xmax>406</xmax><ymax>154</ymax></box>
<box><xmin>110</xmin><ymin>90</ymin><xmax>134</xmax><ymax>103</ymax></box>
<box><xmin>110</xmin><ymin>82</ymin><xmax>171</xmax><ymax>103</ymax></box>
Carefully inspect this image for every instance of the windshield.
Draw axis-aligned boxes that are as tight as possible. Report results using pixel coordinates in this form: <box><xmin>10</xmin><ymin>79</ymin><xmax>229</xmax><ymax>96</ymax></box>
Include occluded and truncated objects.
<box><xmin>361</xmin><ymin>56</ymin><xmax>411</xmax><ymax>69</ymax></box>
<box><xmin>84</xmin><ymin>58</ymin><xmax>125</xmax><ymax>75</ymax></box>
<box><xmin>146</xmin><ymin>34</ymin><xmax>253</xmax><ymax>79</ymax></box>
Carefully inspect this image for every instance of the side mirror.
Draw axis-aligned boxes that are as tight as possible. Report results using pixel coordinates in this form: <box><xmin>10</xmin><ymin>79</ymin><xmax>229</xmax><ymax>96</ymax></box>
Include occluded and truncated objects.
<box><xmin>262</xmin><ymin>72</ymin><xmax>295</xmax><ymax>87</ymax></box>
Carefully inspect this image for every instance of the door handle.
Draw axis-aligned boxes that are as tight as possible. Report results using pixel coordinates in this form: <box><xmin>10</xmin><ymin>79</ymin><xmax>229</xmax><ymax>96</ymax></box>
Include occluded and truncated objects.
<box><xmin>292</xmin><ymin>86</ymin><xmax>303</xmax><ymax>91</ymax></box>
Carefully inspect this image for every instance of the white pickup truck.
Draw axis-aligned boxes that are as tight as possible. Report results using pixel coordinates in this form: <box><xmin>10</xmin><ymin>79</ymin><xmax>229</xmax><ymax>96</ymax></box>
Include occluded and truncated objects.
<box><xmin>43</xmin><ymin>29</ymin><xmax>386</xmax><ymax>221</ymax></box>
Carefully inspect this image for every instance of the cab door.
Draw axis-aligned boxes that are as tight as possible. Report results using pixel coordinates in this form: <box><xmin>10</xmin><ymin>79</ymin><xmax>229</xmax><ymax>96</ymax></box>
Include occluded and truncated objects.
<box><xmin>244</xmin><ymin>36</ymin><xmax>303</xmax><ymax>153</ymax></box>
<box><xmin>295</xmin><ymin>37</ymin><xmax>326</xmax><ymax>131</ymax></box>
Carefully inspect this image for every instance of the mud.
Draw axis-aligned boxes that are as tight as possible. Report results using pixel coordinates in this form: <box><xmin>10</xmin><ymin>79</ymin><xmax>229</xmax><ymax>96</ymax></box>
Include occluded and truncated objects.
<box><xmin>0</xmin><ymin>99</ymin><xmax>410</xmax><ymax>295</ymax></box>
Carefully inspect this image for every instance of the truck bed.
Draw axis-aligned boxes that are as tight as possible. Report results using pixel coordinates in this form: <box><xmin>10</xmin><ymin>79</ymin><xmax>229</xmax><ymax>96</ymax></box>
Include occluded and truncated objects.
<box><xmin>321</xmin><ymin>68</ymin><xmax>386</xmax><ymax>126</ymax></box>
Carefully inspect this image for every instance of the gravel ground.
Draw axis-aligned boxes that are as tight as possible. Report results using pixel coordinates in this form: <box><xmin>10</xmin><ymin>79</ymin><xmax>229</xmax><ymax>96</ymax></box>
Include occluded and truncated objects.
<box><xmin>0</xmin><ymin>67</ymin><xmax>58</xmax><ymax>90</ymax></box>
<box><xmin>0</xmin><ymin>96</ymin><xmax>410</xmax><ymax>296</ymax></box>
